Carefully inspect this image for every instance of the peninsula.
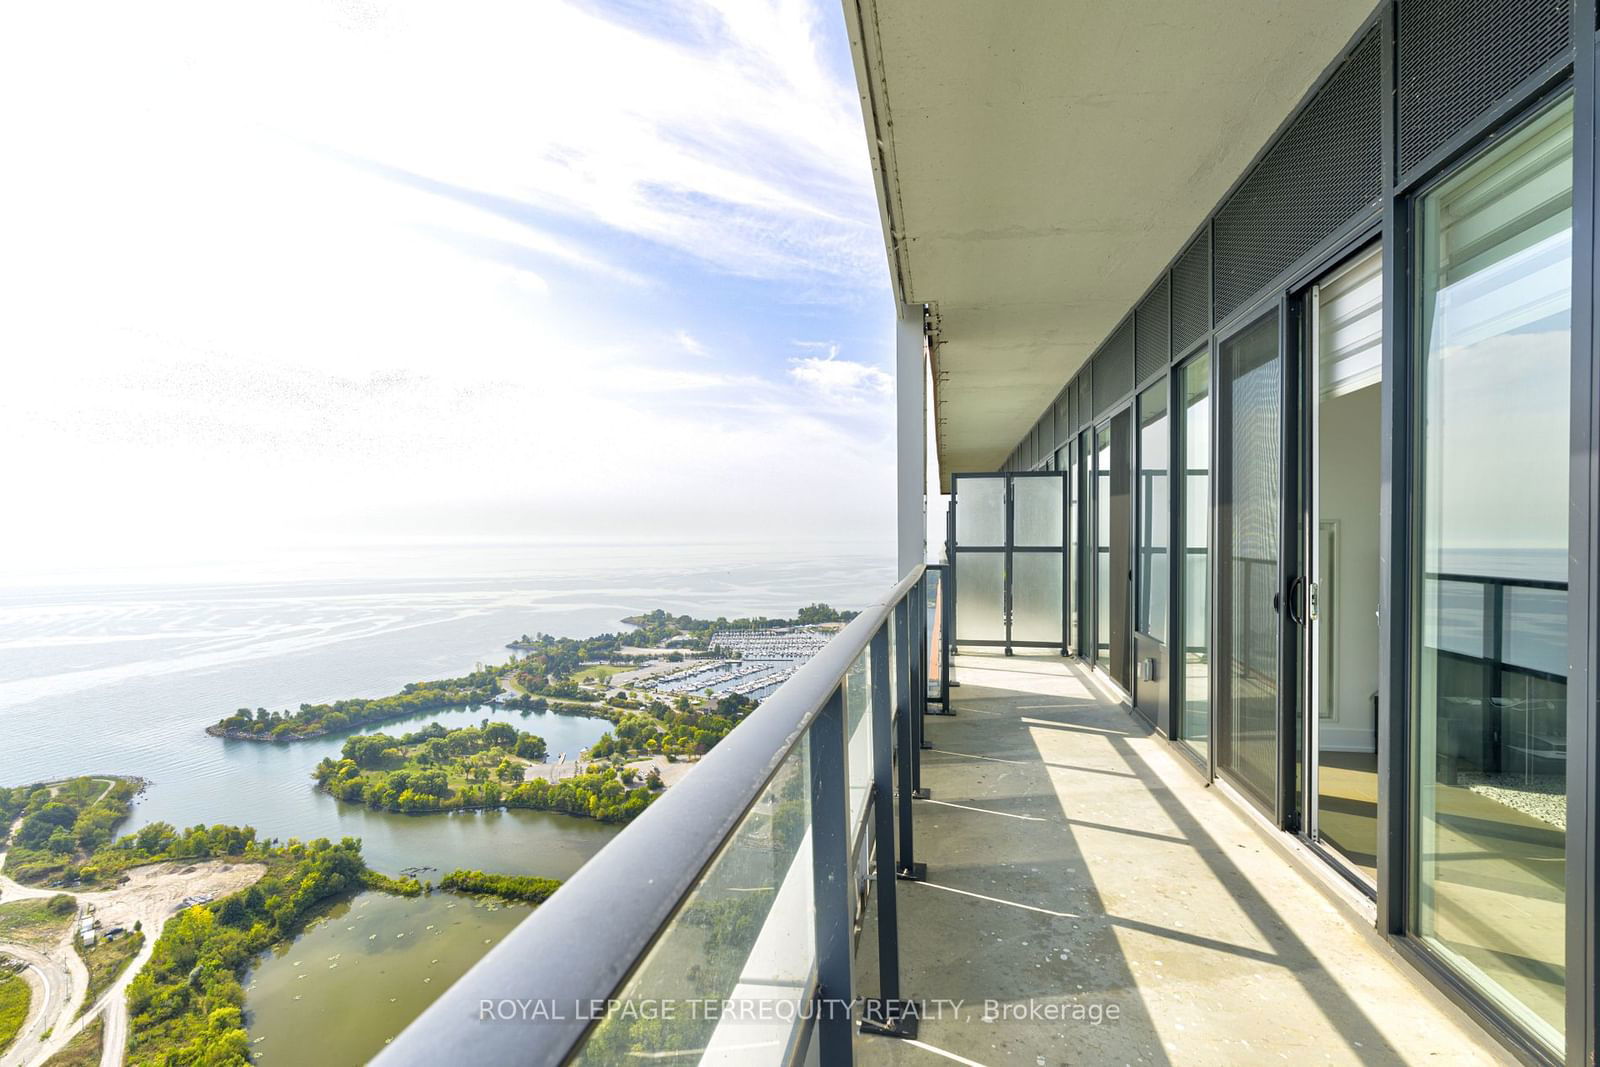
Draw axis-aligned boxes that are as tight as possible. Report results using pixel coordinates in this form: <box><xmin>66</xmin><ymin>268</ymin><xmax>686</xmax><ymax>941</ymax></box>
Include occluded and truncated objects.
<box><xmin>206</xmin><ymin>602</ymin><xmax>853</xmax><ymax>743</ymax></box>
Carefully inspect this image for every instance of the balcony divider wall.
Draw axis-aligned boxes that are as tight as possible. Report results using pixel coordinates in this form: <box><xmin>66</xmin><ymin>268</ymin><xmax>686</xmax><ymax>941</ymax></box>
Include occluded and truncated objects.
<box><xmin>992</xmin><ymin>2</ymin><xmax>1598</xmax><ymax>1061</ymax></box>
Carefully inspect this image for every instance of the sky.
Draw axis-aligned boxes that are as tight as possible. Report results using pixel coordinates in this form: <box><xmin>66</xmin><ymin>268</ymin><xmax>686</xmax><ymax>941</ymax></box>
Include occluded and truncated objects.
<box><xmin>0</xmin><ymin>0</ymin><xmax>896</xmax><ymax>582</ymax></box>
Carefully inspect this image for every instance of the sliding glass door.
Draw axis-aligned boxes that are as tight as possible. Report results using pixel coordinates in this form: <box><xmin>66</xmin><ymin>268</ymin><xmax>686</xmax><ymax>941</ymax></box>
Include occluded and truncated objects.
<box><xmin>1066</xmin><ymin>436</ymin><xmax>1082</xmax><ymax>653</ymax></box>
<box><xmin>1411</xmin><ymin>95</ymin><xmax>1572</xmax><ymax>1056</ymax></box>
<box><xmin>1176</xmin><ymin>353</ymin><xmax>1212</xmax><ymax>761</ymax></box>
<box><xmin>1217</xmin><ymin>311</ymin><xmax>1283</xmax><ymax>813</ymax></box>
<box><xmin>1305</xmin><ymin>244</ymin><xmax>1383</xmax><ymax>887</ymax></box>
<box><xmin>1094</xmin><ymin>424</ymin><xmax>1112</xmax><ymax>666</ymax></box>
<box><xmin>1134</xmin><ymin>382</ymin><xmax>1171</xmax><ymax>722</ymax></box>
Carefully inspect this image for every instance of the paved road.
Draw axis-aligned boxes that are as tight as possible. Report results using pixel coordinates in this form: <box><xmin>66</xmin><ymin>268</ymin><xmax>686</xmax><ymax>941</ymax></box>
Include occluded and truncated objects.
<box><xmin>0</xmin><ymin>783</ymin><xmax>118</xmax><ymax>1066</ymax></box>
<box><xmin>0</xmin><ymin>939</ymin><xmax>81</xmax><ymax>1067</ymax></box>
<box><xmin>0</xmin><ymin>827</ymin><xmax>91</xmax><ymax>1067</ymax></box>
<box><xmin>0</xmin><ymin>867</ymin><xmax>54</xmax><ymax>905</ymax></box>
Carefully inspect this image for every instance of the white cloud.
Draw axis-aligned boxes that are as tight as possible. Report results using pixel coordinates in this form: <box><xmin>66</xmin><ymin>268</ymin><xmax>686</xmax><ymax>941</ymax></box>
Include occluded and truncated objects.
<box><xmin>675</xmin><ymin>331</ymin><xmax>712</xmax><ymax>358</ymax></box>
<box><xmin>789</xmin><ymin>353</ymin><xmax>893</xmax><ymax>403</ymax></box>
<box><xmin>0</xmin><ymin>0</ymin><xmax>895</xmax><ymax>579</ymax></box>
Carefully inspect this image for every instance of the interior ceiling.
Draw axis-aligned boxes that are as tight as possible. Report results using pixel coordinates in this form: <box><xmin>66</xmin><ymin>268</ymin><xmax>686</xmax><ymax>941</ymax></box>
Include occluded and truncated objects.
<box><xmin>848</xmin><ymin>0</ymin><xmax>1380</xmax><ymax>482</ymax></box>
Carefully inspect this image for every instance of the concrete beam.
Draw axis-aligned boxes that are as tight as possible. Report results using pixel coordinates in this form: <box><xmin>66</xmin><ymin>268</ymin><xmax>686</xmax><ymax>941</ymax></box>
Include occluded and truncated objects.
<box><xmin>897</xmin><ymin>303</ymin><xmax>926</xmax><ymax>576</ymax></box>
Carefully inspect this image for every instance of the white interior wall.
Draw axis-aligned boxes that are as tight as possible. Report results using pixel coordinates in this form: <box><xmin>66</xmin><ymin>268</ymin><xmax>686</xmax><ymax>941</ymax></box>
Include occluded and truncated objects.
<box><xmin>1317</xmin><ymin>383</ymin><xmax>1381</xmax><ymax>752</ymax></box>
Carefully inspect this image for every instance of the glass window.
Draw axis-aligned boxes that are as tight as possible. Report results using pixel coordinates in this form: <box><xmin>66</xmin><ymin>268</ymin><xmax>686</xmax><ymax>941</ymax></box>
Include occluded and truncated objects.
<box><xmin>1412</xmin><ymin>96</ymin><xmax>1571</xmax><ymax>1055</ymax></box>
<box><xmin>1309</xmin><ymin>244</ymin><xmax>1384</xmax><ymax>885</ymax></box>
<box><xmin>1178</xmin><ymin>354</ymin><xmax>1211</xmax><ymax>759</ymax></box>
<box><xmin>1068</xmin><ymin>439</ymin><xmax>1080</xmax><ymax>652</ymax></box>
<box><xmin>1137</xmin><ymin>382</ymin><xmax>1170</xmax><ymax>642</ymax></box>
<box><xmin>1218</xmin><ymin>312</ymin><xmax>1281</xmax><ymax>811</ymax></box>
<box><xmin>1095</xmin><ymin>424</ymin><xmax>1112</xmax><ymax>663</ymax></box>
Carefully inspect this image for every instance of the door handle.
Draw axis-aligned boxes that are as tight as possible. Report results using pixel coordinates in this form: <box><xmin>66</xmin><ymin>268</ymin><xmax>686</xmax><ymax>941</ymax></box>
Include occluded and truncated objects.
<box><xmin>1288</xmin><ymin>576</ymin><xmax>1307</xmax><ymax>626</ymax></box>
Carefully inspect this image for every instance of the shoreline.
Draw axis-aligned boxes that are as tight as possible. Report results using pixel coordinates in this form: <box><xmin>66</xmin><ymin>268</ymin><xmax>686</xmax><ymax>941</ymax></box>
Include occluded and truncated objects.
<box><xmin>206</xmin><ymin>696</ymin><xmax>619</xmax><ymax>743</ymax></box>
<box><xmin>308</xmin><ymin>780</ymin><xmax>654</xmax><ymax>824</ymax></box>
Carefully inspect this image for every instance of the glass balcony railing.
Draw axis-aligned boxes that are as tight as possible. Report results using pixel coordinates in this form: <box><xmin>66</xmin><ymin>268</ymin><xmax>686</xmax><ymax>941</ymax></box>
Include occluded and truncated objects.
<box><xmin>375</xmin><ymin>564</ymin><xmax>948</xmax><ymax>1066</ymax></box>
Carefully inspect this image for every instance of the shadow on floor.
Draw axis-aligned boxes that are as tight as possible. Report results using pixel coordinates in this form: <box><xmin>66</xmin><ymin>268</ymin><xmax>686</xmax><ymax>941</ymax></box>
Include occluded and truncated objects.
<box><xmin>854</xmin><ymin>653</ymin><xmax>1506</xmax><ymax>1067</ymax></box>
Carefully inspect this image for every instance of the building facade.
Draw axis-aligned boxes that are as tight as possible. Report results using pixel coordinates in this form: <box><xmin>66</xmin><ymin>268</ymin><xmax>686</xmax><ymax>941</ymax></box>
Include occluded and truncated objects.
<box><xmin>884</xmin><ymin>1</ymin><xmax>1596</xmax><ymax>1062</ymax></box>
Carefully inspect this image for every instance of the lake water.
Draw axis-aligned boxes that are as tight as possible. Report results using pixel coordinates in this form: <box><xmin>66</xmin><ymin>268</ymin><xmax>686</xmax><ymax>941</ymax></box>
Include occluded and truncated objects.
<box><xmin>245</xmin><ymin>889</ymin><xmax>532</xmax><ymax>1065</ymax></box>
<box><xmin>0</xmin><ymin>543</ymin><xmax>892</xmax><ymax>1052</ymax></box>
<box><xmin>0</xmin><ymin>542</ymin><xmax>892</xmax><ymax>876</ymax></box>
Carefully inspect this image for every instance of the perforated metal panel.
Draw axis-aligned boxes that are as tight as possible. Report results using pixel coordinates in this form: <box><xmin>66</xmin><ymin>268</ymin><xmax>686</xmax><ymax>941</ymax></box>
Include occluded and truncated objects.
<box><xmin>1171</xmin><ymin>231</ymin><xmax>1210</xmax><ymax>354</ymax></box>
<box><xmin>1054</xmin><ymin>387</ymin><xmax>1070</xmax><ymax>445</ymax></box>
<box><xmin>1398</xmin><ymin>0</ymin><xmax>1568</xmax><ymax>176</ymax></box>
<box><xmin>1091</xmin><ymin>319</ymin><xmax>1134</xmax><ymax>417</ymax></box>
<box><xmin>1213</xmin><ymin>29</ymin><xmax>1381</xmax><ymax>324</ymax></box>
<box><xmin>1134</xmin><ymin>277</ymin><xmax>1171</xmax><ymax>383</ymax></box>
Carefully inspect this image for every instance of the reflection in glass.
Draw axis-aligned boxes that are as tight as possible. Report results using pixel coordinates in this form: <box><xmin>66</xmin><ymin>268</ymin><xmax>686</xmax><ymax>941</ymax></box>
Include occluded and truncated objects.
<box><xmin>1218</xmin><ymin>312</ymin><xmax>1281</xmax><ymax>810</ymax></box>
<box><xmin>925</xmin><ymin>569</ymin><xmax>943</xmax><ymax>699</ymax></box>
<box><xmin>1095</xmin><ymin>425</ymin><xmax>1112</xmax><ymax>663</ymax></box>
<box><xmin>845</xmin><ymin>650</ymin><xmax>873</xmax><ymax>831</ymax></box>
<box><xmin>888</xmin><ymin>603</ymin><xmax>898</xmax><ymax>716</ymax></box>
<box><xmin>1413</xmin><ymin>97</ymin><xmax>1571</xmax><ymax>1054</ymax></box>
<box><xmin>1177</xmin><ymin>355</ymin><xmax>1211</xmax><ymax>759</ymax></box>
<box><xmin>1310</xmin><ymin>245</ymin><xmax>1383</xmax><ymax>883</ymax></box>
<box><xmin>1068</xmin><ymin>440</ymin><xmax>1081</xmax><ymax>652</ymax></box>
<box><xmin>573</xmin><ymin>735</ymin><xmax>812</xmax><ymax>1062</ymax></box>
<box><xmin>1137</xmin><ymin>382</ymin><xmax>1170</xmax><ymax>642</ymax></box>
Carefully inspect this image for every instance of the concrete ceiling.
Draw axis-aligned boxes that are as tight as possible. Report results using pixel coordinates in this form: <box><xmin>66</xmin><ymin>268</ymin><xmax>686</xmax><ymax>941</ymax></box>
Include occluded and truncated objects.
<box><xmin>845</xmin><ymin>0</ymin><xmax>1380</xmax><ymax>480</ymax></box>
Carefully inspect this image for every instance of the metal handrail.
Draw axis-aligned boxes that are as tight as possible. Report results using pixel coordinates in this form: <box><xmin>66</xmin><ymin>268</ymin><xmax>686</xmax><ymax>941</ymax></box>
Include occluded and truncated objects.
<box><xmin>1422</xmin><ymin>570</ymin><xmax>1568</xmax><ymax>592</ymax></box>
<box><xmin>376</xmin><ymin>564</ymin><xmax>931</xmax><ymax>1066</ymax></box>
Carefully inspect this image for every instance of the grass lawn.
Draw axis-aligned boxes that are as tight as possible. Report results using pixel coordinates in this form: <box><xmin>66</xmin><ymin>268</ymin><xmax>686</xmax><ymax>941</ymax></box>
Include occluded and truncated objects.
<box><xmin>0</xmin><ymin>969</ymin><xmax>30</xmax><ymax>1058</ymax></box>
<box><xmin>572</xmin><ymin>664</ymin><xmax>628</xmax><ymax>684</ymax></box>
<box><xmin>41</xmin><ymin>1014</ymin><xmax>100</xmax><ymax>1067</ymax></box>
<box><xmin>0</xmin><ymin>897</ymin><xmax>76</xmax><ymax>949</ymax></box>
<box><xmin>546</xmin><ymin>696</ymin><xmax>607</xmax><ymax>710</ymax></box>
<box><xmin>441</xmin><ymin>764</ymin><xmax>532</xmax><ymax>796</ymax></box>
<box><xmin>76</xmin><ymin>930</ymin><xmax>143</xmax><ymax>1016</ymax></box>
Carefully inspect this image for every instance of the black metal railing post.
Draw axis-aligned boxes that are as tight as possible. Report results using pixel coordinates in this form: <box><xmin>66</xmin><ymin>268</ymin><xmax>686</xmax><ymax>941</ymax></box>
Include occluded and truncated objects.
<box><xmin>893</xmin><ymin>598</ymin><xmax>925</xmax><ymax>881</ymax></box>
<box><xmin>860</xmin><ymin>621</ymin><xmax>919</xmax><ymax>1038</ymax></box>
<box><xmin>810</xmin><ymin>683</ymin><xmax>854</xmax><ymax>1064</ymax></box>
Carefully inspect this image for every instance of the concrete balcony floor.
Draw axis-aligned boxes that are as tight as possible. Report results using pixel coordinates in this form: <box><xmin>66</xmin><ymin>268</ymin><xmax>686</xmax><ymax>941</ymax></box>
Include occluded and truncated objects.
<box><xmin>855</xmin><ymin>652</ymin><xmax>1509</xmax><ymax>1066</ymax></box>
